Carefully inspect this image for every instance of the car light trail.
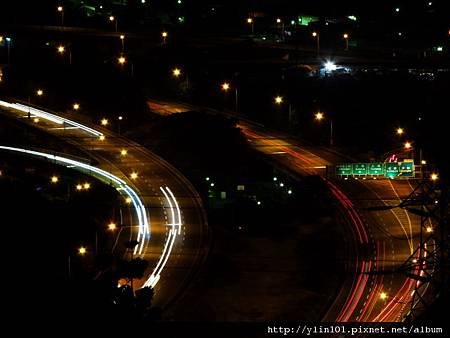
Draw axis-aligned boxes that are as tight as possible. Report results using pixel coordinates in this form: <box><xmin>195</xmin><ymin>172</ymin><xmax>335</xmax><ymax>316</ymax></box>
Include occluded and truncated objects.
<box><xmin>0</xmin><ymin>100</ymin><xmax>103</xmax><ymax>137</ymax></box>
<box><xmin>0</xmin><ymin>145</ymin><xmax>150</xmax><ymax>254</ymax></box>
<box><xmin>143</xmin><ymin>186</ymin><xmax>182</xmax><ymax>288</ymax></box>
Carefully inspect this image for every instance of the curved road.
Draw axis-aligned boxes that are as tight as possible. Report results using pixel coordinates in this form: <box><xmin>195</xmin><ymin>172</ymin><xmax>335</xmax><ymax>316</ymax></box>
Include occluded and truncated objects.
<box><xmin>0</xmin><ymin>99</ymin><xmax>210</xmax><ymax>310</ymax></box>
<box><xmin>147</xmin><ymin>98</ymin><xmax>431</xmax><ymax>322</ymax></box>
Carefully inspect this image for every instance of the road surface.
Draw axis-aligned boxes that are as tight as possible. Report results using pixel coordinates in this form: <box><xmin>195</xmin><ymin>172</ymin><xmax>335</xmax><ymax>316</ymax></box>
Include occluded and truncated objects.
<box><xmin>147</xmin><ymin>98</ymin><xmax>430</xmax><ymax>322</ymax></box>
<box><xmin>0</xmin><ymin>99</ymin><xmax>210</xmax><ymax>310</ymax></box>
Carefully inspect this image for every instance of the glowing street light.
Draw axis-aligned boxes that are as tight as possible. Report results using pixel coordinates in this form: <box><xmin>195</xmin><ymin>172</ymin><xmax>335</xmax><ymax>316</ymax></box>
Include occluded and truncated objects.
<box><xmin>404</xmin><ymin>141</ymin><xmax>412</xmax><ymax>150</ymax></box>
<box><xmin>101</xmin><ymin>118</ymin><xmax>109</xmax><ymax>126</ymax></box>
<box><xmin>221</xmin><ymin>82</ymin><xmax>239</xmax><ymax>112</ymax></box>
<box><xmin>73</xmin><ymin>103</ymin><xmax>80</xmax><ymax>110</ymax></box>
<box><xmin>312</xmin><ymin>31</ymin><xmax>320</xmax><ymax>55</ymax></box>
<box><xmin>130</xmin><ymin>172</ymin><xmax>138</xmax><ymax>180</ymax></box>
<box><xmin>78</xmin><ymin>246</ymin><xmax>87</xmax><ymax>255</ymax></box>
<box><xmin>118</xmin><ymin>56</ymin><xmax>126</xmax><ymax>65</ymax></box>
<box><xmin>396</xmin><ymin>127</ymin><xmax>404</xmax><ymax>135</ymax></box>
<box><xmin>120</xmin><ymin>149</ymin><xmax>128</xmax><ymax>156</ymax></box>
<box><xmin>57</xmin><ymin>45</ymin><xmax>72</xmax><ymax>64</ymax></box>
<box><xmin>33</xmin><ymin>117</ymin><xmax>40</xmax><ymax>123</ymax></box>
<box><xmin>315</xmin><ymin>112</ymin><xmax>334</xmax><ymax>146</ymax></box>
<box><xmin>274</xmin><ymin>96</ymin><xmax>283</xmax><ymax>104</ymax></box>
<box><xmin>76</xmin><ymin>184</ymin><xmax>83</xmax><ymax>191</ymax></box>
<box><xmin>109</xmin><ymin>15</ymin><xmax>118</xmax><ymax>32</ymax></box>
<box><xmin>426</xmin><ymin>226</ymin><xmax>433</xmax><ymax>233</ymax></box>
<box><xmin>125</xmin><ymin>197</ymin><xmax>132</xmax><ymax>204</ymax></box>
<box><xmin>36</xmin><ymin>89</ymin><xmax>44</xmax><ymax>96</ymax></box>
<box><xmin>247</xmin><ymin>17</ymin><xmax>254</xmax><ymax>34</ymax></box>
<box><xmin>430</xmin><ymin>173</ymin><xmax>439</xmax><ymax>181</ymax></box>
<box><xmin>51</xmin><ymin>175</ymin><xmax>59</xmax><ymax>183</ymax></box>
<box><xmin>119</xmin><ymin>34</ymin><xmax>125</xmax><ymax>52</ymax></box>
<box><xmin>99</xmin><ymin>135</ymin><xmax>106</xmax><ymax>141</ymax></box>
<box><xmin>343</xmin><ymin>33</ymin><xmax>349</xmax><ymax>50</ymax></box>
<box><xmin>57</xmin><ymin>6</ymin><xmax>64</xmax><ymax>27</ymax></box>
<box><xmin>421</xmin><ymin>160</ymin><xmax>427</xmax><ymax>165</ymax></box>
<box><xmin>83</xmin><ymin>182</ymin><xmax>91</xmax><ymax>190</ymax></box>
<box><xmin>315</xmin><ymin>112</ymin><xmax>324</xmax><ymax>121</ymax></box>
<box><xmin>380</xmin><ymin>292</ymin><xmax>388</xmax><ymax>300</ymax></box>
<box><xmin>162</xmin><ymin>31</ymin><xmax>168</xmax><ymax>43</ymax></box>
<box><xmin>276</xmin><ymin>18</ymin><xmax>282</xmax><ymax>24</ymax></box>
<box><xmin>172</xmin><ymin>68</ymin><xmax>181</xmax><ymax>77</ymax></box>
<box><xmin>107</xmin><ymin>222</ymin><xmax>117</xmax><ymax>231</ymax></box>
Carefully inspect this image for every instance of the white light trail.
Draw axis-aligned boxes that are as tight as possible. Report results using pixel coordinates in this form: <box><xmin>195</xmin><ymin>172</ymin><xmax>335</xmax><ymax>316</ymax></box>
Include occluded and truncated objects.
<box><xmin>0</xmin><ymin>145</ymin><xmax>150</xmax><ymax>254</ymax></box>
<box><xmin>143</xmin><ymin>186</ymin><xmax>182</xmax><ymax>288</ymax></box>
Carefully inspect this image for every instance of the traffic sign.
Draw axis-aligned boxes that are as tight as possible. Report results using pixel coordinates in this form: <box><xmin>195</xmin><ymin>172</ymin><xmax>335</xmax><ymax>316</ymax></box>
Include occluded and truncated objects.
<box><xmin>398</xmin><ymin>159</ymin><xmax>414</xmax><ymax>177</ymax></box>
<box><xmin>336</xmin><ymin>164</ymin><xmax>352</xmax><ymax>175</ymax></box>
<box><xmin>385</xmin><ymin>163</ymin><xmax>400</xmax><ymax>178</ymax></box>
<box><xmin>368</xmin><ymin>163</ymin><xmax>383</xmax><ymax>175</ymax></box>
<box><xmin>352</xmin><ymin>163</ymin><xmax>368</xmax><ymax>175</ymax></box>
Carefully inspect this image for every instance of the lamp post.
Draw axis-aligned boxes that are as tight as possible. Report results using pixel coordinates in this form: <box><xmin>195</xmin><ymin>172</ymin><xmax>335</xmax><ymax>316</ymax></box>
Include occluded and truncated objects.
<box><xmin>276</xmin><ymin>18</ymin><xmax>285</xmax><ymax>41</ymax></box>
<box><xmin>315</xmin><ymin>112</ymin><xmax>333</xmax><ymax>146</ymax></box>
<box><xmin>57</xmin><ymin>45</ymin><xmax>71</xmax><ymax>65</ymax></box>
<box><xmin>57</xmin><ymin>6</ymin><xmax>64</xmax><ymax>28</ymax></box>
<box><xmin>343</xmin><ymin>33</ymin><xmax>349</xmax><ymax>51</ymax></box>
<box><xmin>312</xmin><ymin>31</ymin><xmax>320</xmax><ymax>55</ymax></box>
<box><xmin>162</xmin><ymin>31</ymin><xmax>168</xmax><ymax>44</ymax></box>
<box><xmin>221</xmin><ymin>82</ymin><xmax>239</xmax><ymax>113</ymax></box>
<box><xmin>109</xmin><ymin>16</ymin><xmax>118</xmax><ymax>32</ymax></box>
<box><xmin>247</xmin><ymin>17</ymin><xmax>254</xmax><ymax>34</ymax></box>
<box><xmin>119</xmin><ymin>34</ymin><xmax>125</xmax><ymax>53</ymax></box>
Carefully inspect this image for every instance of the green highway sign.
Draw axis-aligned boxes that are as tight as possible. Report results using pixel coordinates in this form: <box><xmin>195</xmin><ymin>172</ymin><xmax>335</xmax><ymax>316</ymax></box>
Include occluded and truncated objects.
<box><xmin>398</xmin><ymin>159</ymin><xmax>414</xmax><ymax>177</ymax></box>
<box><xmin>336</xmin><ymin>164</ymin><xmax>353</xmax><ymax>175</ymax></box>
<box><xmin>368</xmin><ymin>163</ymin><xmax>384</xmax><ymax>175</ymax></box>
<box><xmin>352</xmin><ymin>163</ymin><xmax>368</xmax><ymax>175</ymax></box>
<box><xmin>336</xmin><ymin>161</ymin><xmax>415</xmax><ymax>179</ymax></box>
<box><xmin>385</xmin><ymin>163</ymin><xmax>400</xmax><ymax>178</ymax></box>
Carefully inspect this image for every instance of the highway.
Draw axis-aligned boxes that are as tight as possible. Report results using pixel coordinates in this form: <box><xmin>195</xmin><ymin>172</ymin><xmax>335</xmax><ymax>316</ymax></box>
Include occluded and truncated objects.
<box><xmin>0</xmin><ymin>99</ymin><xmax>210</xmax><ymax>310</ymax></box>
<box><xmin>147</xmin><ymin>98</ymin><xmax>430</xmax><ymax>322</ymax></box>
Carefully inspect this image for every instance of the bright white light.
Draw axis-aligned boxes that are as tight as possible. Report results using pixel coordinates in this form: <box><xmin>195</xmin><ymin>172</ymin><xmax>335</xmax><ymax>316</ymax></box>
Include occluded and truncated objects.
<box><xmin>324</xmin><ymin>61</ymin><xmax>337</xmax><ymax>72</ymax></box>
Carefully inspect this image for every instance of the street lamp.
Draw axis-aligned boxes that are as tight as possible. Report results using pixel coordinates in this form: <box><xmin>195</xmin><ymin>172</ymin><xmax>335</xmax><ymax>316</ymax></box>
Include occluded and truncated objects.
<box><xmin>162</xmin><ymin>31</ymin><xmax>168</xmax><ymax>44</ymax></box>
<box><xmin>119</xmin><ymin>34</ymin><xmax>125</xmax><ymax>52</ymax></box>
<box><xmin>120</xmin><ymin>149</ymin><xmax>128</xmax><ymax>156</ymax></box>
<box><xmin>172</xmin><ymin>68</ymin><xmax>181</xmax><ymax>77</ymax></box>
<box><xmin>99</xmin><ymin>135</ymin><xmax>106</xmax><ymax>141</ymax></box>
<box><xmin>404</xmin><ymin>141</ymin><xmax>412</xmax><ymax>150</ymax></box>
<box><xmin>83</xmin><ymin>182</ymin><xmax>91</xmax><ymax>190</ymax></box>
<box><xmin>109</xmin><ymin>15</ymin><xmax>118</xmax><ymax>32</ymax></box>
<box><xmin>396</xmin><ymin>127</ymin><xmax>404</xmax><ymax>136</ymax></box>
<box><xmin>73</xmin><ymin>103</ymin><xmax>80</xmax><ymax>110</ymax></box>
<box><xmin>51</xmin><ymin>175</ymin><xmax>59</xmax><ymax>183</ymax></box>
<box><xmin>57</xmin><ymin>45</ymin><xmax>72</xmax><ymax>65</ymax></box>
<box><xmin>107</xmin><ymin>222</ymin><xmax>117</xmax><ymax>231</ymax></box>
<box><xmin>276</xmin><ymin>18</ymin><xmax>284</xmax><ymax>40</ymax></box>
<box><xmin>76</xmin><ymin>184</ymin><xmax>83</xmax><ymax>191</ymax></box>
<box><xmin>379</xmin><ymin>292</ymin><xmax>388</xmax><ymax>300</ymax></box>
<box><xmin>36</xmin><ymin>89</ymin><xmax>43</xmax><ymax>96</ymax></box>
<box><xmin>221</xmin><ymin>82</ymin><xmax>239</xmax><ymax>113</ymax></box>
<box><xmin>118</xmin><ymin>56</ymin><xmax>126</xmax><ymax>65</ymax></box>
<box><xmin>247</xmin><ymin>17</ymin><xmax>254</xmax><ymax>34</ymax></box>
<box><xmin>57</xmin><ymin>6</ymin><xmax>64</xmax><ymax>27</ymax></box>
<box><xmin>315</xmin><ymin>112</ymin><xmax>333</xmax><ymax>146</ymax></box>
<box><xmin>312</xmin><ymin>31</ymin><xmax>320</xmax><ymax>55</ymax></box>
<box><xmin>130</xmin><ymin>172</ymin><xmax>138</xmax><ymax>180</ymax></box>
<box><xmin>101</xmin><ymin>118</ymin><xmax>109</xmax><ymax>126</ymax></box>
<box><xmin>274</xmin><ymin>96</ymin><xmax>283</xmax><ymax>104</ymax></box>
<box><xmin>78</xmin><ymin>246</ymin><xmax>87</xmax><ymax>255</ymax></box>
<box><xmin>343</xmin><ymin>33</ymin><xmax>349</xmax><ymax>51</ymax></box>
<box><xmin>430</xmin><ymin>173</ymin><xmax>438</xmax><ymax>181</ymax></box>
